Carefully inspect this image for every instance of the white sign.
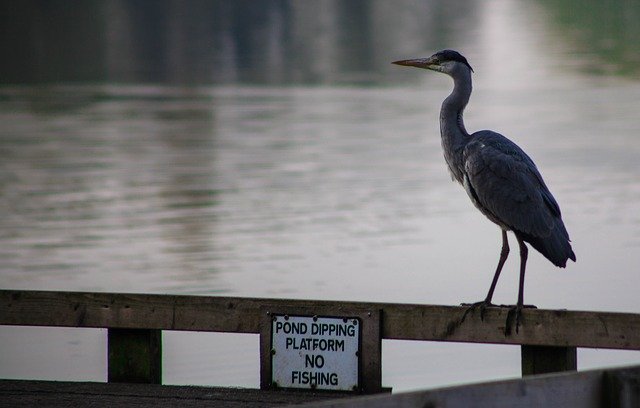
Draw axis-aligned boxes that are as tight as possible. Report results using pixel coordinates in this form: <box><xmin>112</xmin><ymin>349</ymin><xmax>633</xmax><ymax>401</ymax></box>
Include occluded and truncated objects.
<box><xmin>271</xmin><ymin>315</ymin><xmax>360</xmax><ymax>391</ymax></box>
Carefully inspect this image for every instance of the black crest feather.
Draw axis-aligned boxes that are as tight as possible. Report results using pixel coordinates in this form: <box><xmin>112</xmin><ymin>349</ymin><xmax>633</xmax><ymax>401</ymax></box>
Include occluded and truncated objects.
<box><xmin>435</xmin><ymin>49</ymin><xmax>474</xmax><ymax>72</ymax></box>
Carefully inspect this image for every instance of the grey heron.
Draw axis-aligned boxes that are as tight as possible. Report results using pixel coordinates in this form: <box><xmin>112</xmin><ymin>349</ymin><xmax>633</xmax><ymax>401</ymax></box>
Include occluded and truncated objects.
<box><xmin>393</xmin><ymin>50</ymin><xmax>576</xmax><ymax>333</ymax></box>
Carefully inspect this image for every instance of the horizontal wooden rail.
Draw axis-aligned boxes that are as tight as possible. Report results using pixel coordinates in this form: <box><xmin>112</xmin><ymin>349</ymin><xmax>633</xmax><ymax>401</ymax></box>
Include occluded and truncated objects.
<box><xmin>2</xmin><ymin>290</ymin><xmax>639</xmax><ymax>350</ymax></box>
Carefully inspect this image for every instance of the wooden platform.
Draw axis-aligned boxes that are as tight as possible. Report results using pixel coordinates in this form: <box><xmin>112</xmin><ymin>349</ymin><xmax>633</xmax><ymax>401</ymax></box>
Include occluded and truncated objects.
<box><xmin>0</xmin><ymin>380</ymin><xmax>351</xmax><ymax>408</ymax></box>
<box><xmin>2</xmin><ymin>290</ymin><xmax>640</xmax><ymax>404</ymax></box>
<box><xmin>3</xmin><ymin>365</ymin><xmax>640</xmax><ymax>408</ymax></box>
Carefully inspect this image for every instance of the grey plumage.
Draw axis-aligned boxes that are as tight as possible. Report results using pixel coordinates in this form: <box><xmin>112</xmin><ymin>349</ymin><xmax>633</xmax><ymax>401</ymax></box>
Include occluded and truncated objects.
<box><xmin>463</xmin><ymin>131</ymin><xmax>574</xmax><ymax>267</ymax></box>
<box><xmin>393</xmin><ymin>50</ymin><xmax>575</xmax><ymax>331</ymax></box>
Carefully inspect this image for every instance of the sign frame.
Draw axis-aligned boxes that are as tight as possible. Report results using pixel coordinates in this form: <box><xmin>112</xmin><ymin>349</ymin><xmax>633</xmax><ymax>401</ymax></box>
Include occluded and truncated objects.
<box><xmin>259</xmin><ymin>305</ymin><xmax>381</xmax><ymax>393</ymax></box>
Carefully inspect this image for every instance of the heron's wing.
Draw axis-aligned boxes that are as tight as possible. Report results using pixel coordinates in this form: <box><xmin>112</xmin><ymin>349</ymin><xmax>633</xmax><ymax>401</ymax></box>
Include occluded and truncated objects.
<box><xmin>463</xmin><ymin>131</ymin><xmax>559</xmax><ymax>238</ymax></box>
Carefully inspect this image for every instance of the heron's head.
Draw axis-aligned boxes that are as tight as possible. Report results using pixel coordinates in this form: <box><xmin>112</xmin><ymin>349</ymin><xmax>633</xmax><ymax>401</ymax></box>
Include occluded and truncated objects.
<box><xmin>392</xmin><ymin>49</ymin><xmax>473</xmax><ymax>75</ymax></box>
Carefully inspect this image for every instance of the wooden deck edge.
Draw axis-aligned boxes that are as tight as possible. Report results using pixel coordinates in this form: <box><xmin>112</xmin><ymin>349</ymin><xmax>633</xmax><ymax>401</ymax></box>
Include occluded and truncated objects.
<box><xmin>0</xmin><ymin>379</ymin><xmax>353</xmax><ymax>408</ymax></box>
<box><xmin>294</xmin><ymin>364</ymin><xmax>640</xmax><ymax>408</ymax></box>
<box><xmin>3</xmin><ymin>365</ymin><xmax>638</xmax><ymax>408</ymax></box>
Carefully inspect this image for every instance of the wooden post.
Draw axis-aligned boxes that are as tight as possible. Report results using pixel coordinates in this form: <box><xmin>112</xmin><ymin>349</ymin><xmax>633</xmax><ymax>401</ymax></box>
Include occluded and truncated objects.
<box><xmin>108</xmin><ymin>329</ymin><xmax>162</xmax><ymax>384</ymax></box>
<box><xmin>521</xmin><ymin>345</ymin><xmax>576</xmax><ymax>376</ymax></box>
<box><xmin>603</xmin><ymin>366</ymin><xmax>640</xmax><ymax>407</ymax></box>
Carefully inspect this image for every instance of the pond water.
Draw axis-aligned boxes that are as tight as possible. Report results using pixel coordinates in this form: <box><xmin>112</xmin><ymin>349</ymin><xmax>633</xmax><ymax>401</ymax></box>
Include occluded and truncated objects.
<box><xmin>1</xmin><ymin>0</ymin><xmax>640</xmax><ymax>392</ymax></box>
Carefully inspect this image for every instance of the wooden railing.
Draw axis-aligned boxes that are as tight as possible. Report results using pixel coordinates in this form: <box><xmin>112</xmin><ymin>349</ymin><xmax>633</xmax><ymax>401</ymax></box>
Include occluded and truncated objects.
<box><xmin>2</xmin><ymin>290</ymin><xmax>639</xmax><ymax>392</ymax></box>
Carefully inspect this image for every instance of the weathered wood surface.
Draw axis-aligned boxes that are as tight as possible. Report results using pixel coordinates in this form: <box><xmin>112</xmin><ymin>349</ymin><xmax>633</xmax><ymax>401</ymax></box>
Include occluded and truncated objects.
<box><xmin>2</xmin><ymin>290</ymin><xmax>640</xmax><ymax>349</ymax></box>
<box><xmin>296</xmin><ymin>365</ymin><xmax>640</xmax><ymax>408</ymax></box>
<box><xmin>2</xmin><ymin>367</ymin><xmax>638</xmax><ymax>408</ymax></box>
<box><xmin>604</xmin><ymin>367</ymin><xmax>640</xmax><ymax>407</ymax></box>
<box><xmin>0</xmin><ymin>380</ymin><xmax>350</xmax><ymax>408</ymax></box>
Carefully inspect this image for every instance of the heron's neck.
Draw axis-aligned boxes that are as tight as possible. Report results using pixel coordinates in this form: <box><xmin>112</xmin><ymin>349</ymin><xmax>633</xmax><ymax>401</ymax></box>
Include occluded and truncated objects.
<box><xmin>440</xmin><ymin>69</ymin><xmax>472</xmax><ymax>183</ymax></box>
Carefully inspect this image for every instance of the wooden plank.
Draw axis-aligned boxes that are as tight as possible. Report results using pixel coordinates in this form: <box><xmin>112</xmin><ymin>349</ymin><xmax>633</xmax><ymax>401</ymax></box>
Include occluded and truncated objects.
<box><xmin>603</xmin><ymin>367</ymin><xmax>640</xmax><ymax>408</ymax></box>
<box><xmin>359</xmin><ymin>309</ymin><xmax>382</xmax><ymax>394</ymax></box>
<box><xmin>0</xmin><ymin>379</ymin><xmax>351</xmax><ymax>408</ymax></box>
<box><xmin>2</xmin><ymin>290</ymin><xmax>640</xmax><ymax>350</ymax></box>
<box><xmin>259</xmin><ymin>309</ymin><xmax>273</xmax><ymax>391</ymax></box>
<box><xmin>297</xmin><ymin>366</ymin><xmax>623</xmax><ymax>408</ymax></box>
<box><xmin>108</xmin><ymin>329</ymin><xmax>162</xmax><ymax>384</ymax></box>
<box><xmin>521</xmin><ymin>345</ymin><xmax>577</xmax><ymax>376</ymax></box>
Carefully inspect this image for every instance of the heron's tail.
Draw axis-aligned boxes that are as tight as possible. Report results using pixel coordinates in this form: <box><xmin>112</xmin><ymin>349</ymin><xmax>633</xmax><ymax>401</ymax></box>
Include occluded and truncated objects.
<box><xmin>515</xmin><ymin>220</ymin><xmax>576</xmax><ymax>268</ymax></box>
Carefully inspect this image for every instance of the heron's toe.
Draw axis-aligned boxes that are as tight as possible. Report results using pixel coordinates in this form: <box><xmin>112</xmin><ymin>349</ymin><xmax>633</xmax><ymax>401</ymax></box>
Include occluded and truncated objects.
<box><xmin>505</xmin><ymin>305</ymin><xmax>524</xmax><ymax>335</ymax></box>
<box><xmin>461</xmin><ymin>300</ymin><xmax>497</xmax><ymax>322</ymax></box>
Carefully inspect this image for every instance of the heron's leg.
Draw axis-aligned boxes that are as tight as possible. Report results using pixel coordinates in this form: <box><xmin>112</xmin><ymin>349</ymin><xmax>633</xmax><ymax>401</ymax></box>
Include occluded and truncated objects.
<box><xmin>461</xmin><ymin>230</ymin><xmax>510</xmax><ymax>322</ymax></box>
<box><xmin>516</xmin><ymin>236</ymin><xmax>528</xmax><ymax>309</ymax></box>
<box><xmin>506</xmin><ymin>236</ymin><xmax>528</xmax><ymax>334</ymax></box>
<box><xmin>484</xmin><ymin>230</ymin><xmax>510</xmax><ymax>304</ymax></box>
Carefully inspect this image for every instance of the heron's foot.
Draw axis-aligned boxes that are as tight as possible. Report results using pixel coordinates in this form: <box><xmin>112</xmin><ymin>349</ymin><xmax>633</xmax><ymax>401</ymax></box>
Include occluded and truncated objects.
<box><xmin>460</xmin><ymin>300</ymin><xmax>497</xmax><ymax>323</ymax></box>
<box><xmin>504</xmin><ymin>304</ymin><xmax>537</xmax><ymax>335</ymax></box>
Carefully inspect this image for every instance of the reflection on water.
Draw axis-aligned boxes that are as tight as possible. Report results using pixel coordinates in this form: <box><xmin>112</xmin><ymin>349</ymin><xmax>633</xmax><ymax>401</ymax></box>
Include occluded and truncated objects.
<box><xmin>4</xmin><ymin>0</ymin><xmax>640</xmax><ymax>85</ymax></box>
<box><xmin>0</xmin><ymin>87</ymin><xmax>222</xmax><ymax>292</ymax></box>
<box><xmin>1</xmin><ymin>0</ymin><xmax>640</xmax><ymax>393</ymax></box>
<box><xmin>540</xmin><ymin>0</ymin><xmax>640</xmax><ymax>77</ymax></box>
<box><xmin>0</xmin><ymin>0</ymin><xmax>479</xmax><ymax>85</ymax></box>
<box><xmin>0</xmin><ymin>85</ymin><xmax>446</xmax><ymax>296</ymax></box>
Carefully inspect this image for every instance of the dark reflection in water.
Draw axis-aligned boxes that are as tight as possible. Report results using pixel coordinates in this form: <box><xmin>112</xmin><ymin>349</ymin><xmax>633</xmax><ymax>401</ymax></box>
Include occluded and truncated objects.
<box><xmin>3</xmin><ymin>0</ymin><xmax>640</xmax><ymax>85</ymax></box>
<box><xmin>1</xmin><ymin>0</ymin><xmax>478</xmax><ymax>84</ymax></box>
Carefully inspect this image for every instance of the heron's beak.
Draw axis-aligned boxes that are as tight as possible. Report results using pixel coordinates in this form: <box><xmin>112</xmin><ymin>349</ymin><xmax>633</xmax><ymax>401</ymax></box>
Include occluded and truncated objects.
<box><xmin>392</xmin><ymin>57</ymin><xmax>437</xmax><ymax>70</ymax></box>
